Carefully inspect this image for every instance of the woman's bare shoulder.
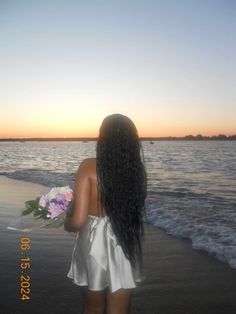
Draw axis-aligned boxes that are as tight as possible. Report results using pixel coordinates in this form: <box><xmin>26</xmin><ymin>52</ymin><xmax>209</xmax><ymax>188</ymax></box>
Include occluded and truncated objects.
<box><xmin>81</xmin><ymin>157</ymin><xmax>96</xmax><ymax>165</ymax></box>
<box><xmin>78</xmin><ymin>158</ymin><xmax>96</xmax><ymax>175</ymax></box>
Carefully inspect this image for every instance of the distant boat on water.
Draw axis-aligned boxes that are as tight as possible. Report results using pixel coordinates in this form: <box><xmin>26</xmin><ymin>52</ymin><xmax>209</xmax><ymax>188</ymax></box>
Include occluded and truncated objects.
<box><xmin>150</xmin><ymin>141</ymin><xmax>154</xmax><ymax>144</ymax></box>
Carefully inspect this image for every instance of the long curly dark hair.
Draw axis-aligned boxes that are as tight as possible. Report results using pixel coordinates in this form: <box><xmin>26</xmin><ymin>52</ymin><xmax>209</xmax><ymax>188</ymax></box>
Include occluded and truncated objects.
<box><xmin>96</xmin><ymin>113</ymin><xmax>147</xmax><ymax>268</ymax></box>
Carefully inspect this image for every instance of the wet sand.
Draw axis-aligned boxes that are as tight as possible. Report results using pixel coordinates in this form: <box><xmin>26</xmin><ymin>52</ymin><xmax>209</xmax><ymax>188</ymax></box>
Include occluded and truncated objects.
<box><xmin>0</xmin><ymin>175</ymin><xmax>236</xmax><ymax>314</ymax></box>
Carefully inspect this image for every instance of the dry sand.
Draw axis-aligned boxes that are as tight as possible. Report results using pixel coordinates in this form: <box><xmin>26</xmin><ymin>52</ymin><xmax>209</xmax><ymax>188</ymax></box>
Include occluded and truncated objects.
<box><xmin>0</xmin><ymin>175</ymin><xmax>236</xmax><ymax>314</ymax></box>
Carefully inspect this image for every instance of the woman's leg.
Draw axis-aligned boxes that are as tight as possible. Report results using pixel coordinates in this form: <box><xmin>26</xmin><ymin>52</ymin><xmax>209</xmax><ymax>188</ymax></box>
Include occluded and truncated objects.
<box><xmin>82</xmin><ymin>286</ymin><xmax>107</xmax><ymax>314</ymax></box>
<box><xmin>106</xmin><ymin>288</ymin><xmax>135</xmax><ymax>314</ymax></box>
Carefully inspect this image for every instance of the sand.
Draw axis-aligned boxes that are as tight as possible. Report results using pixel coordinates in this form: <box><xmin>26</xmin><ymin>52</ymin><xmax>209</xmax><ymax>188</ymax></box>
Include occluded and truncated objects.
<box><xmin>0</xmin><ymin>175</ymin><xmax>236</xmax><ymax>314</ymax></box>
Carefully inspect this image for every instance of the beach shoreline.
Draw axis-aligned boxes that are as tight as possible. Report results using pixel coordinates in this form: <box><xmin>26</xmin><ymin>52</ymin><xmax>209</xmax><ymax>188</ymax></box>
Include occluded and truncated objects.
<box><xmin>1</xmin><ymin>175</ymin><xmax>236</xmax><ymax>314</ymax></box>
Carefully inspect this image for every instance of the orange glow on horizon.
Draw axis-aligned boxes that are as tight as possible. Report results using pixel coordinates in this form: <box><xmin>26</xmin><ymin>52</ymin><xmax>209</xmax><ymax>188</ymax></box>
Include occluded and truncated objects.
<box><xmin>0</xmin><ymin>113</ymin><xmax>235</xmax><ymax>139</ymax></box>
<box><xmin>0</xmin><ymin>129</ymin><xmax>235</xmax><ymax>139</ymax></box>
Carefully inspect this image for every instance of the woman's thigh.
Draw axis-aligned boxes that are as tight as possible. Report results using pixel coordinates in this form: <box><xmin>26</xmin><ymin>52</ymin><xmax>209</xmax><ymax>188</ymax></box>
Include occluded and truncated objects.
<box><xmin>106</xmin><ymin>288</ymin><xmax>135</xmax><ymax>314</ymax></box>
<box><xmin>82</xmin><ymin>286</ymin><xmax>107</xmax><ymax>314</ymax></box>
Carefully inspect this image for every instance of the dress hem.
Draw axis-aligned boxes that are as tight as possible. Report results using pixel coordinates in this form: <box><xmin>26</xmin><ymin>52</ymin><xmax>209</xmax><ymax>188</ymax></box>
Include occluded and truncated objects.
<box><xmin>67</xmin><ymin>273</ymin><xmax>143</xmax><ymax>293</ymax></box>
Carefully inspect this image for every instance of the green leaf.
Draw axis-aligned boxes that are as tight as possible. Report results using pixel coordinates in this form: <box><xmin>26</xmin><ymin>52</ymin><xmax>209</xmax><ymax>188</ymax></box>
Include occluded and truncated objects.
<box><xmin>25</xmin><ymin>200</ymin><xmax>38</xmax><ymax>210</ymax></box>
<box><xmin>33</xmin><ymin>210</ymin><xmax>42</xmax><ymax>217</ymax></box>
<box><xmin>21</xmin><ymin>207</ymin><xmax>34</xmax><ymax>216</ymax></box>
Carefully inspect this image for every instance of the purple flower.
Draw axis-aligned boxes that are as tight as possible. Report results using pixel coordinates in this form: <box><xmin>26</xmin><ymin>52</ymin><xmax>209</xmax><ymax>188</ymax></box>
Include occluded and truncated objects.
<box><xmin>37</xmin><ymin>186</ymin><xmax>74</xmax><ymax>220</ymax></box>
<box><xmin>51</xmin><ymin>197</ymin><xmax>68</xmax><ymax>211</ymax></box>
<box><xmin>48</xmin><ymin>202</ymin><xmax>64</xmax><ymax>219</ymax></box>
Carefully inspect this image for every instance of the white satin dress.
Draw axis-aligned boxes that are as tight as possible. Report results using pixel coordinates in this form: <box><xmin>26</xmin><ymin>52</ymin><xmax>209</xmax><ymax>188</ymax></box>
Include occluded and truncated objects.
<box><xmin>67</xmin><ymin>214</ymin><xmax>146</xmax><ymax>293</ymax></box>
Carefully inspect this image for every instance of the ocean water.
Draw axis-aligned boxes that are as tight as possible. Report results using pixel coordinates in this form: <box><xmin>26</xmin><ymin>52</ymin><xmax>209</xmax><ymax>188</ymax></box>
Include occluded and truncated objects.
<box><xmin>0</xmin><ymin>140</ymin><xmax>236</xmax><ymax>269</ymax></box>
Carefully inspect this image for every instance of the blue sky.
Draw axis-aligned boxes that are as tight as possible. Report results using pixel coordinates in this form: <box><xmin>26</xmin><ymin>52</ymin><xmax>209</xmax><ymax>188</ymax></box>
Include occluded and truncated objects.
<box><xmin>0</xmin><ymin>0</ymin><xmax>235</xmax><ymax>137</ymax></box>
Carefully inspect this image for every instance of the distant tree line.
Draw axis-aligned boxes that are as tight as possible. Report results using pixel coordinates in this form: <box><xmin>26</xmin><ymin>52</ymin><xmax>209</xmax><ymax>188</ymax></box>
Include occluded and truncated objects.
<box><xmin>183</xmin><ymin>134</ymin><xmax>236</xmax><ymax>140</ymax></box>
<box><xmin>144</xmin><ymin>134</ymin><xmax>236</xmax><ymax>141</ymax></box>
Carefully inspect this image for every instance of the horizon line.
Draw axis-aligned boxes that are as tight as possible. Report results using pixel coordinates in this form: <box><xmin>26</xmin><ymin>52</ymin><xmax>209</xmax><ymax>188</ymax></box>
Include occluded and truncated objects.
<box><xmin>0</xmin><ymin>133</ymin><xmax>236</xmax><ymax>141</ymax></box>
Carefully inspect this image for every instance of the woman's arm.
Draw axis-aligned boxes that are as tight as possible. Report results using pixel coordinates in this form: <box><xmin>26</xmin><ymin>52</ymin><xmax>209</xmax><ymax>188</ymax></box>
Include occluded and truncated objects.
<box><xmin>64</xmin><ymin>159</ymin><xmax>90</xmax><ymax>232</ymax></box>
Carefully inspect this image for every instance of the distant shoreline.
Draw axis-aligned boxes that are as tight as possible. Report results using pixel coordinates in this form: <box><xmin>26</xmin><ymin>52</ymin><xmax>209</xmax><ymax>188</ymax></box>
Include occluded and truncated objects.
<box><xmin>0</xmin><ymin>135</ymin><xmax>236</xmax><ymax>142</ymax></box>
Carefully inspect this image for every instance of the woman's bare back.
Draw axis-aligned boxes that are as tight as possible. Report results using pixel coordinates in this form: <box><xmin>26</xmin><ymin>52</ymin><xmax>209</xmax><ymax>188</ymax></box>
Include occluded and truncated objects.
<box><xmin>86</xmin><ymin>158</ymin><xmax>106</xmax><ymax>217</ymax></box>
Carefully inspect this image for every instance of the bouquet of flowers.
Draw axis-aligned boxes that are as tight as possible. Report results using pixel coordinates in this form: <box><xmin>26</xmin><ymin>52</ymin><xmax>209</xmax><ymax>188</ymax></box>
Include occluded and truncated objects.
<box><xmin>21</xmin><ymin>185</ymin><xmax>74</xmax><ymax>228</ymax></box>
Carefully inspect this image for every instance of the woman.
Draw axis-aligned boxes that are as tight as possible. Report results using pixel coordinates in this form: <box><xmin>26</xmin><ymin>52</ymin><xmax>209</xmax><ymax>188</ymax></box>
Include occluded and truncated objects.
<box><xmin>64</xmin><ymin>113</ymin><xmax>147</xmax><ymax>314</ymax></box>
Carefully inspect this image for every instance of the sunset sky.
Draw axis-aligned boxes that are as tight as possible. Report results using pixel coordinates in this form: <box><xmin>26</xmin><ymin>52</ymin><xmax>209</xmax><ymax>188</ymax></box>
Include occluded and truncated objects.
<box><xmin>0</xmin><ymin>0</ymin><xmax>235</xmax><ymax>138</ymax></box>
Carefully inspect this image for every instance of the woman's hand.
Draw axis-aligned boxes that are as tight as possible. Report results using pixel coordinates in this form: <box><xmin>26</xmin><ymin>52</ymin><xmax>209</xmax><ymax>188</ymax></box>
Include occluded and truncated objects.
<box><xmin>64</xmin><ymin>216</ymin><xmax>80</xmax><ymax>233</ymax></box>
<box><xmin>64</xmin><ymin>217</ymin><xmax>79</xmax><ymax>236</ymax></box>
